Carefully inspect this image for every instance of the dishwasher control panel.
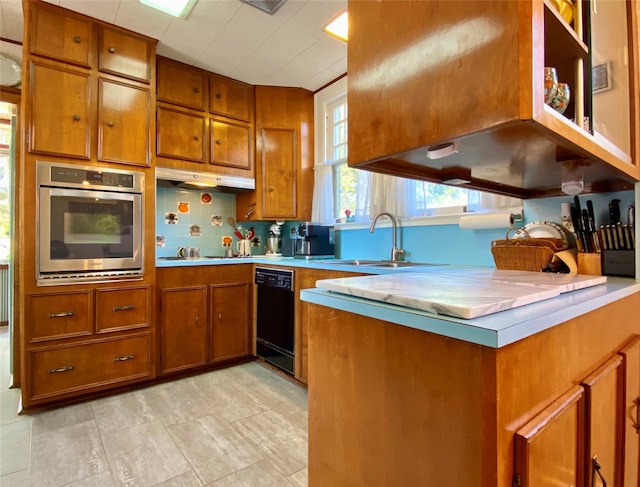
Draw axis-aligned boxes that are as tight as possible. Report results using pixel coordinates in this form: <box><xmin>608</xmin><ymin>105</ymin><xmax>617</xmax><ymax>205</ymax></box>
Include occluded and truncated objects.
<box><xmin>255</xmin><ymin>267</ymin><xmax>293</xmax><ymax>291</ymax></box>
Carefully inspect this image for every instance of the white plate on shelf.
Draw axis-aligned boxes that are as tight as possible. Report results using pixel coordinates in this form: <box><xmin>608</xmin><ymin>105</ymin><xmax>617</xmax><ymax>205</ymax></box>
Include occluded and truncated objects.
<box><xmin>513</xmin><ymin>221</ymin><xmax>568</xmax><ymax>244</ymax></box>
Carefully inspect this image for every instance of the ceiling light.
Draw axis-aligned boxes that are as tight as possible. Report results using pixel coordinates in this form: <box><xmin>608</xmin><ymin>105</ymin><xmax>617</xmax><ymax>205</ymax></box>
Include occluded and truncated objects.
<box><xmin>139</xmin><ymin>0</ymin><xmax>197</xmax><ymax>19</ymax></box>
<box><xmin>323</xmin><ymin>11</ymin><xmax>348</xmax><ymax>42</ymax></box>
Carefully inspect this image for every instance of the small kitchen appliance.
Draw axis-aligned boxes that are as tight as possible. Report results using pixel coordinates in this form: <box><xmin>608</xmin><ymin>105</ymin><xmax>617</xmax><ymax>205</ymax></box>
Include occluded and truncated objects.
<box><xmin>294</xmin><ymin>222</ymin><xmax>335</xmax><ymax>258</ymax></box>
<box><xmin>265</xmin><ymin>221</ymin><xmax>283</xmax><ymax>256</ymax></box>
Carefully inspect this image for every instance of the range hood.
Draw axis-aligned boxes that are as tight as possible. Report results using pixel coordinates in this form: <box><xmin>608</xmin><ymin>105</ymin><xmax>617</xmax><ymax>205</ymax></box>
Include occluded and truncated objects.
<box><xmin>156</xmin><ymin>167</ymin><xmax>255</xmax><ymax>191</ymax></box>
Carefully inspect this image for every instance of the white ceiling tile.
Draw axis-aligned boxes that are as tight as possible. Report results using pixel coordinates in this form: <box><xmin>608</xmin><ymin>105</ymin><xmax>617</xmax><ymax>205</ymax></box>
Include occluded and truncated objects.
<box><xmin>115</xmin><ymin>0</ymin><xmax>172</xmax><ymax>40</ymax></box>
<box><xmin>286</xmin><ymin>1</ymin><xmax>337</xmax><ymax>39</ymax></box>
<box><xmin>230</xmin><ymin>23</ymin><xmax>317</xmax><ymax>81</ymax></box>
<box><xmin>58</xmin><ymin>0</ymin><xmax>120</xmax><ymax>24</ymax></box>
<box><xmin>0</xmin><ymin>0</ymin><xmax>23</xmax><ymax>42</ymax></box>
<box><xmin>194</xmin><ymin>3</ymin><xmax>283</xmax><ymax>74</ymax></box>
<box><xmin>158</xmin><ymin>0</ymin><xmax>241</xmax><ymax>62</ymax></box>
<box><xmin>304</xmin><ymin>56</ymin><xmax>346</xmax><ymax>91</ymax></box>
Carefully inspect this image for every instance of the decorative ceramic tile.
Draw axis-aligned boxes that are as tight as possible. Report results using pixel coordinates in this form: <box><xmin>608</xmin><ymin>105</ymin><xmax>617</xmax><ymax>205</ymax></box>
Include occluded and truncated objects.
<box><xmin>177</xmin><ymin>202</ymin><xmax>189</xmax><ymax>214</ymax></box>
<box><xmin>189</xmin><ymin>224</ymin><xmax>202</xmax><ymax>236</ymax></box>
<box><xmin>201</xmin><ymin>193</ymin><xmax>212</xmax><ymax>205</ymax></box>
<box><xmin>165</xmin><ymin>212</ymin><xmax>178</xmax><ymax>224</ymax></box>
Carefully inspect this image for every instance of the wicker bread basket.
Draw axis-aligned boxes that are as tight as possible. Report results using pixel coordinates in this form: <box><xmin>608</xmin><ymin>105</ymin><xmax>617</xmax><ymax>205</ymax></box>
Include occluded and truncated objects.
<box><xmin>491</xmin><ymin>228</ymin><xmax>568</xmax><ymax>272</ymax></box>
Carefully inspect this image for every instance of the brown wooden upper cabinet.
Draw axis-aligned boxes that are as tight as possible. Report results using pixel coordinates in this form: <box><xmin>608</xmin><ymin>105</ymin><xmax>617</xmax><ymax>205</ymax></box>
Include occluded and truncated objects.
<box><xmin>210</xmin><ymin>74</ymin><xmax>254</xmax><ymax>123</ymax></box>
<box><xmin>236</xmin><ymin>86</ymin><xmax>313</xmax><ymax>221</ymax></box>
<box><xmin>98</xmin><ymin>24</ymin><xmax>153</xmax><ymax>83</ymax></box>
<box><xmin>29</xmin><ymin>1</ymin><xmax>93</xmax><ymax>68</ymax></box>
<box><xmin>346</xmin><ymin>0</ymin><xmax>640</xmax><ymax>197</ymax></box>
<box><xmin>157</xmin><ymin>57</ymin><xmax>207</xmax><ymax>111</ymax></box>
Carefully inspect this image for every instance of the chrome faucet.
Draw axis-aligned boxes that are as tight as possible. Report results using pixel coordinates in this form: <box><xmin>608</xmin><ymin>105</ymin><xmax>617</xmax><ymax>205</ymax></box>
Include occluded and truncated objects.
<box><xmin>369</xmin><ymin>212</ymin><xmax>405</xmax><ymax>262</ymax></box>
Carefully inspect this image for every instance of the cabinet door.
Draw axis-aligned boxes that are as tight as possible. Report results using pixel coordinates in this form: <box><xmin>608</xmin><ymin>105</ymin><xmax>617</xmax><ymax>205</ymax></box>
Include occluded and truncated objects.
<box><xmin>29</xmin><ymin>2</ymin><xmax>92</xmax><ymax>68</ymax></box>
<box><xmin>210</xmin><ymin>118</ymin><xmax>252</xmax><ymax>171</ymax></box>
<box><xmin>157</xmin><ymin>106</ymin><xmax>207</xmax><ymax>163</ymax></box>
<box><xmin>98</xmin><ymin>78</ymin><xmax>150</xmax><ymax>166</ymax></box>
<box><xmin>514</xmin><ymin>385</ymin><xmax>585</xmax><ymax>487</ymax></box>
<box><xmin>29</xmin><ymin>61</ymin><xmax>91</xmax><ymax>159</ymax></box>
<box><xmin>619</xmin><ymin>335</ymin><xmax>640</xmax><ymax>487</ymax></box>
<box><xmin>98</xmin><ymin>25</ymin><xmax>153</xmax><ymax>83</ymax></box>
<box><xmin>160</xmin><ymin>286</ymin><xmax>207</xmax><ymax>374</ymax></box>
<box><xmin>157</xmin><ymin>57</ymin><xmax>207</xmax><ymax>111</ymax></box>
<box><xmin>582</xmin><ymin>355</ymin><xmax>625</xmax><ymax>487</ymax></box>
<box><xmin>210</xmin><ymin>282</ymin><xmax>250</xmax><ymax>362</ymax></box>
<box><xmin>210</xmin><ymin>74</ymin><xmax>254</xmax><ymax>122</ymax></box>
<box><xmin>260</xmin><ymin>127</ymin><xmax>296</xmax><ymax>218</ymax></box>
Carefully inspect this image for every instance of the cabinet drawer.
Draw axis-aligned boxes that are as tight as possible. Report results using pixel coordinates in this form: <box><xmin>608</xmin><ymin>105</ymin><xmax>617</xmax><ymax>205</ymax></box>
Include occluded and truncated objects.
<box><xmin>96</xmin><ymin>286</ymin><xmax>149</xmax><ymax>333</ymax></box>
<box><xmin>98</xmin><ymin>25</ymin><xmax>153</xmax><ymax>83</ymax></box>
<box><xmin>27</xmin><ymin>291</ymin><xmax>92</xmax><ymax>342</ymax></box>
<box><xmin>29</xmin><ymin>2</ymin><xmax>92</xmax><ymax>68</ymax></box>
<box><xmin>30</xmin><ymin>334</ymin><xmax>151</xmax><ymax>401</ymax></box>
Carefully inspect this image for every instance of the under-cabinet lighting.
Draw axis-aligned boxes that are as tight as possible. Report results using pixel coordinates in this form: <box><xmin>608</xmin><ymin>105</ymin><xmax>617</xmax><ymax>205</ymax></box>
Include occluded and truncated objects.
<box><xmin>323</xmin><ymin>11</ymin><xmax>348</xmax><ymax>42</ymax></box>
<box><xmin>139</xmin><ymin>0</ymin><xmax>197</xmax><ymax>19</ymax></box>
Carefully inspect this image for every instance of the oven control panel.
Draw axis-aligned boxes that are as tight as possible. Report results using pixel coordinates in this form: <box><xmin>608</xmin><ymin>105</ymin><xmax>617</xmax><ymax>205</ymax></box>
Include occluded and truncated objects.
<box><xmin>255</xmin><ymin>267</ymin><xmax>293</xmax><ymax>291</ymax></box>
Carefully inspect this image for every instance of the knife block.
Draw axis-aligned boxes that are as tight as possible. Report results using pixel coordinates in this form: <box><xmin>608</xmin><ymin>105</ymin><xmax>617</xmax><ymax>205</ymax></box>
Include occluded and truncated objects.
<box><xmin>577</xmin><ymin>253</ymin><xmax>602</xmax><ymax>276</ymax></box>
<box><xmin>602</xmin><ymin>250</ymin><xmax>635</xmax><ymax>277</ymax></box>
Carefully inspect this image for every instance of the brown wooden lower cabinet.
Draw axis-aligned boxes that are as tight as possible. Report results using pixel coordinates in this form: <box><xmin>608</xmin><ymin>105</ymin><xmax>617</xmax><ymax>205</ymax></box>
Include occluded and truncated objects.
<box><xmin>307</xmin><ymin>292</ymin><xmax>640</xmax><ymax>487</ymax></box>
<box><xmin>156</xmin><ymin>265</ymin><xmax>252</xmax><ymax>376</ymax></box>
<box><xmin>159</xmin><ymin>286</ymin><xmax>208</xmax><ymax>373</ymax></box>
<box><xmin>210</xmin><ymin>282</ymin><xmax>250</xmax><ymax>362</ymax></box>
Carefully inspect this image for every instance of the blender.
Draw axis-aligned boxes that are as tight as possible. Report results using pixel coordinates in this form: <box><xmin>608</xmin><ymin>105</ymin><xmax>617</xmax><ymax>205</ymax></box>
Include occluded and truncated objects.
<box><xmin>265</xmin><ymin>221</ymin><xmax>283</xmax><ymax>256</ymax></box>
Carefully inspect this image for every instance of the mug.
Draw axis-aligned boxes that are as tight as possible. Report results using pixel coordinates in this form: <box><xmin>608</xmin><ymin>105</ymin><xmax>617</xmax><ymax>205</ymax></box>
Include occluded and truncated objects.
<box><xmin>178</xmin><ymin>246</ymin><xmax>200</xmax><ymax>259</ymax></box>
<box><xmin>236</xmin><ymin>239</ymin><xmax>251</xmax><ymax>257</ymax></box>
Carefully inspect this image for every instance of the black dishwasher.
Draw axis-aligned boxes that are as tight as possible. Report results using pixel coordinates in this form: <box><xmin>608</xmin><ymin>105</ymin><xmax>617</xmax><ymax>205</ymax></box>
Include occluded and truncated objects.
<box><xmin>255</xmin><ymin>267</ymin><xmax>295</xmax><ymax>375</ymax></box>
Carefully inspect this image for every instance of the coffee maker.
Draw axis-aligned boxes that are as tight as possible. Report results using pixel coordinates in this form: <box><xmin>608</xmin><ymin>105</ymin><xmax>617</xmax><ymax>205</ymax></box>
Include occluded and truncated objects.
<box><xmin>294</xmin><ymin>222</ymin><xmax>335</xmax><ymax>257</ymax></box>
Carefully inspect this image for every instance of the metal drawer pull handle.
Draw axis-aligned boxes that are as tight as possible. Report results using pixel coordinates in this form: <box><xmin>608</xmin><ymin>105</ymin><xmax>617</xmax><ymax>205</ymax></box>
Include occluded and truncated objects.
<box><xmin>592</xmin><ymin>455</ymin><xmax>607</xmax><ymax>487</ymax></box>
<box><xmin>113</xmin><ymin>354</ymin><xmax>135</xmax><ymax>362</ymax></box>
<box><xmin>113</xmin><ymin>304</ymin><xmax>135</xmax><ymax>312</ymax></box>
<box><xmin>193</xmin><ymin>87</ymin><xmax>200</xmax><ymax>93</ymax></box>
<box><xmin>635</xmin><ymin>397</ymin><xmax>640</xmax><ymax>433</ymax></box>
<box><xmin>108</xmin><ymin>47</ymin><xmax>116</xmax><ymax>54</ymax></box>
<box><xmin>49</xmin><ymin>311</ymin><xmax>74</xmax><ymax>318</ymax></box>
<box><xmin>49</xmin><ymin>365</ymin><xmax>74</xmax><ymax>374</ymax></box>
<box><xmin>73</xmin><ymin>35</ymin><xmax>81</xmax><ymax>43</ymax></box>
<box><xmin>73</xmin><ymin>114</ymin><xmax>81</xmax><ymax>121</ymax></box>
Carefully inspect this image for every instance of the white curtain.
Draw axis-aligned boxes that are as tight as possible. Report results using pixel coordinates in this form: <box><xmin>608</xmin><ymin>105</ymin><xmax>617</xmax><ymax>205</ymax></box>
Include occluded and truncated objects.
<box><xmin>311</xmin><ymin>163</ymin><xmax>334</xmax><ymax>223</ymax></box>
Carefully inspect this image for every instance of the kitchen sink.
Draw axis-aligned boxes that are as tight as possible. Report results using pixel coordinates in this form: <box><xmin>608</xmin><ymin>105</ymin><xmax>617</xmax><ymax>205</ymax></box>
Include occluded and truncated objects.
<box><xmin>316</xmin><ymin>259</ymin><xmax>442</xmax><ymax>268</ymax></box>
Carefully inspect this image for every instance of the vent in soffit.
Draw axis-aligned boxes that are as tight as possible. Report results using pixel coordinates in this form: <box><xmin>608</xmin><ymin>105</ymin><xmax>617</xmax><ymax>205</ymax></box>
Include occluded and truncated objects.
<box><xmin>239</xmin><ymin>0</ymin><xmax>287</xmax><ymax>15</ymax></box>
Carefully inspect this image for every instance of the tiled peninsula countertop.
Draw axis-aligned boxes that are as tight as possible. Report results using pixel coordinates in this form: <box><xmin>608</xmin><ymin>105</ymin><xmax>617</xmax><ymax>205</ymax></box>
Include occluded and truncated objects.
<box><xmin>156</xmin><ymin>256</ymin><xmax>640</xmax><ymax>348</ymax></box>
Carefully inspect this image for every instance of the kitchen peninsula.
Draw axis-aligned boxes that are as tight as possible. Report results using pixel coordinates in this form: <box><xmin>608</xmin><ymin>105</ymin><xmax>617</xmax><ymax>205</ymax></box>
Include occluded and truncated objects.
<box><xmin>301</xmin><ymin>273</ymin><xmax>640</xmax><ymax>486</ymax></box>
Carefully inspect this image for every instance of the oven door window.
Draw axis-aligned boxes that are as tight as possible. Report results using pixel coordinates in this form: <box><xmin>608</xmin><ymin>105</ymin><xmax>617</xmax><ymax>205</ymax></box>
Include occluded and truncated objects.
<box><xmin>39</xmin><ymin>187</ymin><xmax>142</xmax><ymax>273</ymax></box>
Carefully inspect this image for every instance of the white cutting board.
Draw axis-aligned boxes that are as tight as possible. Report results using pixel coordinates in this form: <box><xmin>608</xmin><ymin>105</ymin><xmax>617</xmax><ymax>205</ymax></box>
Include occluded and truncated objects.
<box><xmin>424</xmin><ymin>268</ymin><xmax>607</xmax><ymax>293</ymax></box>
<box><xmin>316</xmin><ymin>273</ymin><xmax>562</xmax><ymax>319</ymax></box>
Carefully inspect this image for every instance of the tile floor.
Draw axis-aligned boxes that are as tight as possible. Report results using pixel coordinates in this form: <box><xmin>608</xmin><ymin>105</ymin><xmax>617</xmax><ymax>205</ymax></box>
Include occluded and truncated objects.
<box><xmin>0</xmin><ymin>327</ymin><xmax>309</xmax><ymax>486</ymax></box>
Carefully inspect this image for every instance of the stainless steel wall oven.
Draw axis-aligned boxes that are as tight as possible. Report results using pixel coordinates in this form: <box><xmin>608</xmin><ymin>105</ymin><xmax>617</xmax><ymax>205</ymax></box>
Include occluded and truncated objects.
<box><xmin>37</xmin><ymin>161</ymin><xmax>144</xmax><ymax>284</ymax></box>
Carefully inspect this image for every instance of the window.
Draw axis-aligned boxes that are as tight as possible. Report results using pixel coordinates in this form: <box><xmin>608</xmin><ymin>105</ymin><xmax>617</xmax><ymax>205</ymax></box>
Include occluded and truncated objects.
<box><xmin>312</xmin><ymin>79</ymin><xmax>520</xmax><ymax>223</ymax></box>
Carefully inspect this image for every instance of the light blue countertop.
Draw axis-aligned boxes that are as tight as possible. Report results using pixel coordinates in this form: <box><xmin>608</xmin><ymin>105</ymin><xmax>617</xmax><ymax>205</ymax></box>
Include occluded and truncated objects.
<box><xmin>156</xmin><ymin>256</ymin><xmax>640</xmax><ymax>348</ymax></box>
<box><xmin>300</xmin><ymin>278</ymin><xmax>640</xmax><ymax>348</ymax></box>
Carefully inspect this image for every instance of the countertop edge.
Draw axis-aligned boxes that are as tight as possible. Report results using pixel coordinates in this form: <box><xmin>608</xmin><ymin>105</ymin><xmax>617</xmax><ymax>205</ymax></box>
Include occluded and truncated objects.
<box><xmin>300</xmin><ymin>279</ymin><xmax>640</xmax><ymax>348</ymax></box>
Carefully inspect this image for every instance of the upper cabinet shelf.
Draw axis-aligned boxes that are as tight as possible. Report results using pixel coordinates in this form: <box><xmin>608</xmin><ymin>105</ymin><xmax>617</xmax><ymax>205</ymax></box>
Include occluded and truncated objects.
<box><xmin>346</xmin><ymin>0</ymin><xmax>639</xmax><ymax>198</ymax></box>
